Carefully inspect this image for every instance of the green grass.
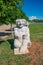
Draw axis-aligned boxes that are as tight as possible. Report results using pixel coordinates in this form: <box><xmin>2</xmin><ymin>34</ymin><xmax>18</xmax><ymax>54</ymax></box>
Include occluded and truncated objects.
<box><xmin>30</xmin><ymin>24</ymin><xmax>43</xmax><ymax>42</ymax></box>
<box><xmin>0</xmin><ymin>24</ymin><xmax>43</xmax><ymax>65</ymax></box>
<box><xmin>0</xmin><ymin>40</ymin><xmax>32</xmax><ymax>65</ymax></box>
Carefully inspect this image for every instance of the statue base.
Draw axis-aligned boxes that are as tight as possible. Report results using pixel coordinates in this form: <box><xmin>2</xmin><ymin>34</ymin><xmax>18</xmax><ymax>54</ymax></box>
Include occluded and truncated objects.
<box><xmin>14</xmin><ymin>47</ymin><xmax>29</xmax><ymax>55</ymax></box>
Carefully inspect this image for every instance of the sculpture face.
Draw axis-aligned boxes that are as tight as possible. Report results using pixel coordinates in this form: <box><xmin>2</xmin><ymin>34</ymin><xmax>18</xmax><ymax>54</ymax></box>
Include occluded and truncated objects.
<box><xmin>14</xmin><ymin>19</ymin><xmax>31</xmax><ymax>54</ymax></box>
<box><xmin>16</xmin><ymin>19</ymin><xmax>28</xmax><ymax>27</ymax></box>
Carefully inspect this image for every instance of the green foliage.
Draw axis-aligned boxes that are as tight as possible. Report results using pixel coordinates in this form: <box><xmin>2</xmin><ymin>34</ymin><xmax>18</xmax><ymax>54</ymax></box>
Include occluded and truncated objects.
<box><xmin>15</xmin><ymin>7</ymin><xmax>29</xmax><ymax>21</ymax></box>
<box><xmin>0</xmin><ymin>0</ymin><xmax>28</xmax><ymax>25</ymax></box>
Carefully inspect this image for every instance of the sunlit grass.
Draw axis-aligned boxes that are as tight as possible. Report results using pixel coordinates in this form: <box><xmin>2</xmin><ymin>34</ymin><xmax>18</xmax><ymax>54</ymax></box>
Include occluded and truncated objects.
<box><xmin>30</xmin><ymin>24</ymin><xmax>43</xmax><ymax>42</ymax></box>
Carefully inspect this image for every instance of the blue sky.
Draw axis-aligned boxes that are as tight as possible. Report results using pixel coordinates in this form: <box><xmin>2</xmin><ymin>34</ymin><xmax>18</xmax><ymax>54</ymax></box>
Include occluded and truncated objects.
<box><xmin>22</xmin><ymin>0</ymin><xmax>43</xmax><ymax>19</ymax></box>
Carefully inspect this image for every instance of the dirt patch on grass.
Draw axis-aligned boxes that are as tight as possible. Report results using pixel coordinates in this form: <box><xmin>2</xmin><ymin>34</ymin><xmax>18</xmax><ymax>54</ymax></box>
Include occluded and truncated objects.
<box><xmin>10</xmin><ymin>41</ymin><xmax>43</xmax><ymax>65</ymax></box>
<box><xmin>28</xmin><ymin>41</ymin><xmax>43</xmax><ymax>65</ymax></box>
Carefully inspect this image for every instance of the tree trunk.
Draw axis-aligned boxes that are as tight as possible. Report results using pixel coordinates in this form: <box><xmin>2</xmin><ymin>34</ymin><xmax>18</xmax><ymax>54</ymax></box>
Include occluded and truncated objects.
<box><xmin>10</xmin><ymin>23</ymin><xmax>13</xmax><ymax>36</ymax></box>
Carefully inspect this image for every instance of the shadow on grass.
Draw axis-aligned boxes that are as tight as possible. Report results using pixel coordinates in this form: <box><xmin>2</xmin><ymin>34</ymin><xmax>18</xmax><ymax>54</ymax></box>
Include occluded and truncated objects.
<box><xmin>0</xmin><ymin>32</ymin><xmax>11</xmax><ymax>36</ymax></box>
<box><xmin>5</xmin><ymin>28</ymin><xmax>14</xmax><ymax>31</ymax></box>
<box><xmin>0</xmin><ymin>40</ymin><xmax>4</xmax><ymax>44</ymax></box>
<box><xmin>7</xmin><ymin>39</ymin><xmax>14</xmax><ymax>49</ymax></box>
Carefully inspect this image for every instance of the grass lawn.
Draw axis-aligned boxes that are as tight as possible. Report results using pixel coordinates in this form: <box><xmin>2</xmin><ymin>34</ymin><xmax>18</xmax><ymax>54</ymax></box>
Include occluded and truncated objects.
<box><xmin>0</xmin><ymin>24</ymin><xmax>43</xmax><ymax>65</ymax></box>
<box><xmin>0</xmin><ymin>40</ymin><xmax>32</xmax><ymax>65</ymax></box>
<box><xmin>30</xmin><ymin>24</ymin><xmax>43</xmax><ymax>42</ymax></box>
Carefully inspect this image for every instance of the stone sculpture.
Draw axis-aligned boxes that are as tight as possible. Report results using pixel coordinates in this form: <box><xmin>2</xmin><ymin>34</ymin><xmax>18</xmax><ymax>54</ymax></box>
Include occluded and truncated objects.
<box><xmin>14</xmin><ymin>19</ymin><xmax>31</xmax><ymax>54</ymax></box>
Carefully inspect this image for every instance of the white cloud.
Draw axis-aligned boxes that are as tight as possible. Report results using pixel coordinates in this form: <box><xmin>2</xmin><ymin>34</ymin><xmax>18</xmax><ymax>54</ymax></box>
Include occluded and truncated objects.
<box><xmin>29</xmin><ymin>16</ymin><xmax>37</xmax><ymax>20</ymax></box>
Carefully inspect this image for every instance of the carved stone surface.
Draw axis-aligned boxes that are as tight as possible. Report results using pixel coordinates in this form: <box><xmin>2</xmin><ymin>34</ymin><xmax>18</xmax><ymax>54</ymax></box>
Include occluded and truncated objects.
<box><xmin>14</xmin><ymin>19</ymin><xmax>31</xmax><ymax>54</ymax></box>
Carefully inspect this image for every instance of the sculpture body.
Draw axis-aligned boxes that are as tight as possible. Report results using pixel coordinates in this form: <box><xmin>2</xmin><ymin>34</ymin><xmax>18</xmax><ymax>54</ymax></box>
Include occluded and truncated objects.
<box><xmin>14</xmin><ymin>19</ymin><xmax>31</xmax><ymax>54</ymax></box>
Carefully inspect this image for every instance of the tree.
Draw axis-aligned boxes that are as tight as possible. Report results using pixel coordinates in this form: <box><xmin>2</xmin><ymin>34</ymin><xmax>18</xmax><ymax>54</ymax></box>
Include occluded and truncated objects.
<box><xmin>0</xmin><ymin>0</ymin><xmax>23</xmax><ymax>34</ymax></box>
<box><xmin>15</xmin><ymin>7</ymin><xmax>29</xmax><ymax>21</ymax></box>
<box><xmin>0</xmin><ymin>0</ymin><xmax>29</xmax><ymax>34</ymax></box>
<box><xmin>0</xmin><ymin>0</ymin><xmax>24</xmax><ymax>24</ymax></box>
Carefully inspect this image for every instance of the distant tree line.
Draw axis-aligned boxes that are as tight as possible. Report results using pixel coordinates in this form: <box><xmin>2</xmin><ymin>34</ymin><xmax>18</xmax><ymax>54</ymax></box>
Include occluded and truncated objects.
<box><xmin>29</xmin><ymin>19</ymin><xmax>43</xmax><ymax>23</ymax></box>
<box><xmin>32</xmin><ymin>19</ymin><xmax>43</xmax><ymax>23</ymax></box>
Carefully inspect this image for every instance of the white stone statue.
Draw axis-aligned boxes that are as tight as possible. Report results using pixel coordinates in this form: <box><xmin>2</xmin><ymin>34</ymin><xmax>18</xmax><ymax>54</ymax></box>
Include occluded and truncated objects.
<box><xmin>14</xmin><ymin>19</ymin><xmax>31</xmax><ymax>54</ymax></box>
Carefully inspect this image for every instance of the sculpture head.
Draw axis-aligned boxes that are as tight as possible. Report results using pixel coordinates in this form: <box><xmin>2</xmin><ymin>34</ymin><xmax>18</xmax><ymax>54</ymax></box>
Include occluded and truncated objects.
<box><xmin>16</xmin><ymin>19</ymin><xmax>29</xmax><ymax>27</ymax></box>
